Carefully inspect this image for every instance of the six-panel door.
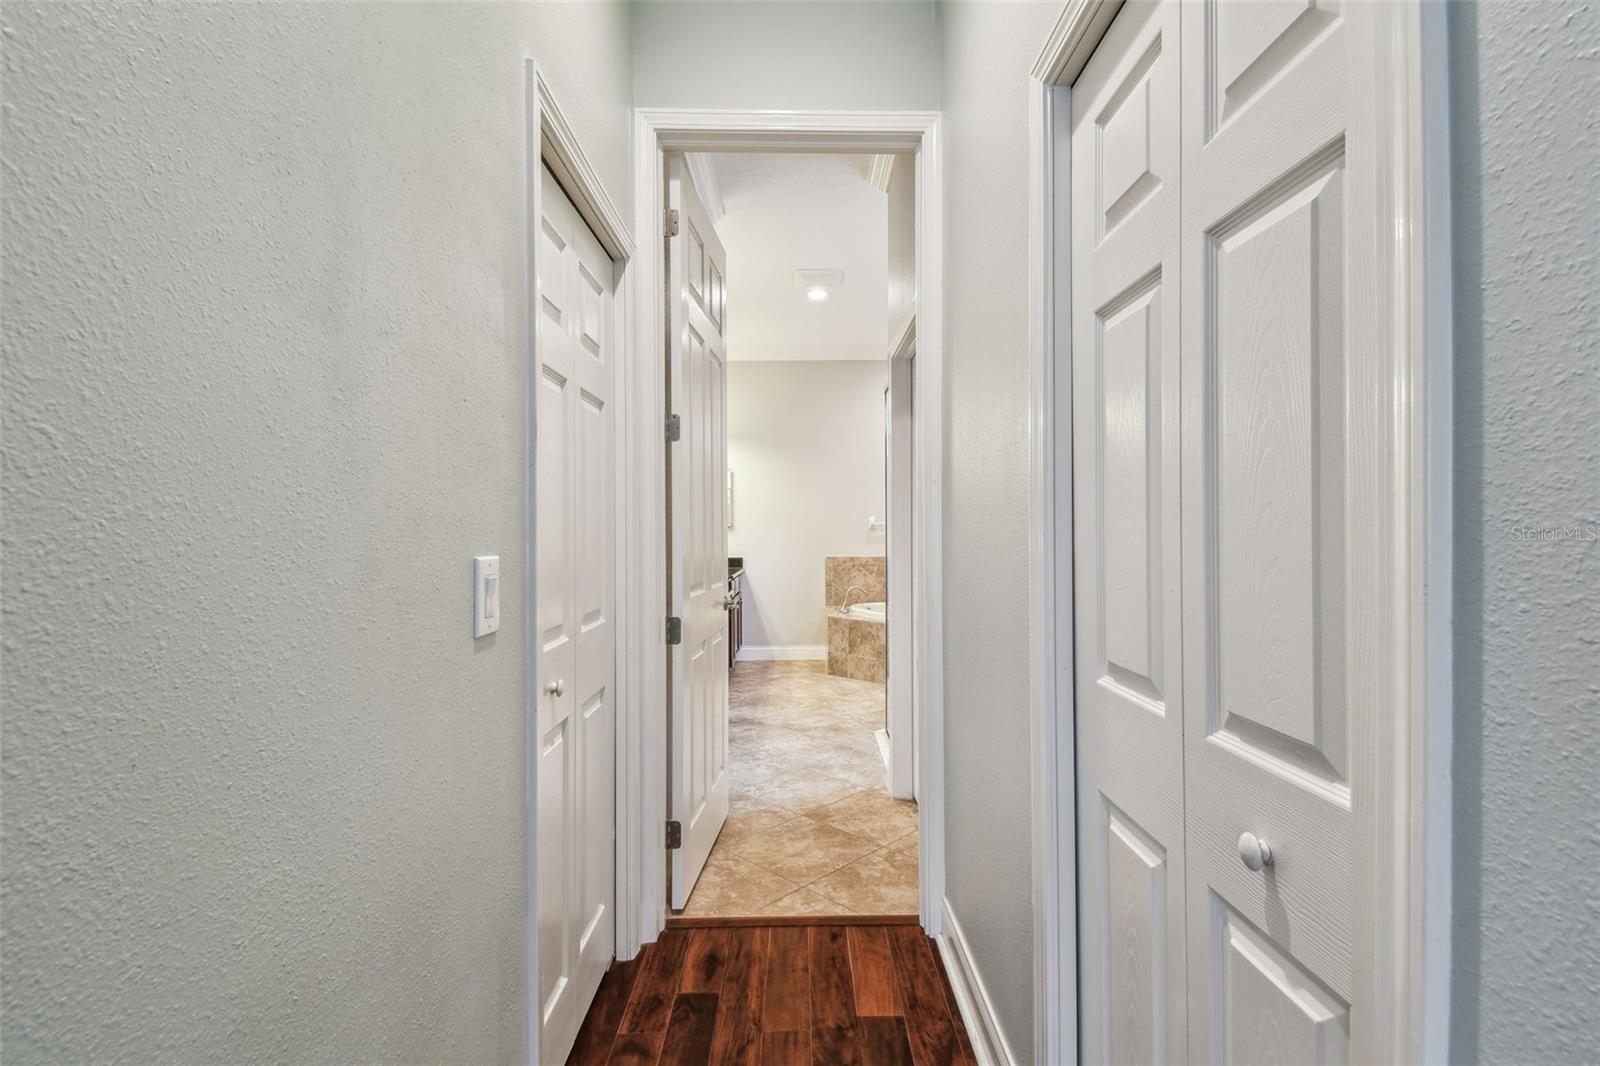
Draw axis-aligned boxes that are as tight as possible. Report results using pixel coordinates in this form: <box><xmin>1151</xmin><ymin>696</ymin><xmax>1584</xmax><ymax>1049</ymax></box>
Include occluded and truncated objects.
<box><xmin>667</xmin><ymin>156</ymin><xmax>731</xmax><ymax>911</ymax></box>
<box><xmin>1072</xmin><ymin>0</ymin><xmax>1377</xmax><ymax>1060</ymax></box>
<box><xmin>1070</xmin><ymin>2</ymin><xmax>1189</xmax><ymax>1061</ymax></box>
<box><xmin>536</xmin><ymin>165</ymin><xmax>616</xmax><ymax>1064</ymax></box>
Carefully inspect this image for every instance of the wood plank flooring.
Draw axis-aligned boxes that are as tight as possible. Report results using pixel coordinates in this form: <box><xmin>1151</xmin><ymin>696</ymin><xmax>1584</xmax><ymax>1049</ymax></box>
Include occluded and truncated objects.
<box><xmin>566</xmin><ymin>923</ymin><xmax>977</xmax><ymax>1066</ymax></box>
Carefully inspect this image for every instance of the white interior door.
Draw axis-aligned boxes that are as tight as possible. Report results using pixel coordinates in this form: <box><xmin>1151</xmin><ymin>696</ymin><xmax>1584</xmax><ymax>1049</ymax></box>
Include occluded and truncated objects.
<box><xmin>1069</xmin><ymin>1</ymin><xmax>1188</xmax><ymax>1061</ymax></box>
<box><xmin>536</xmin><ymin>164</ymin><xmax>615</xmax><ymax>1063</ymax></box>
<box><xmin>1178</xmin><ymin>1</ymin><xmax>1376</xmax><ymax>1060</ymax></box>
<box><xmin>1071</xmin><ymin>0</ymin><xmax>1385</xmax><ymax>1060</ymax></box>
<box><xmin>667</xmin><ymin>155</ymin><xmax>730</xmax><ymax>911</ymax></box>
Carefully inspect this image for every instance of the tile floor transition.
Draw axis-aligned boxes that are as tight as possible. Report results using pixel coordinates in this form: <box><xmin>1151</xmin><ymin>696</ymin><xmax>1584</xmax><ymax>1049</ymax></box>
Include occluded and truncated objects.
<box><xmin>681</xmin><ymin>661</ymin><xmax>918</xmax><ymax>918</ymax></box>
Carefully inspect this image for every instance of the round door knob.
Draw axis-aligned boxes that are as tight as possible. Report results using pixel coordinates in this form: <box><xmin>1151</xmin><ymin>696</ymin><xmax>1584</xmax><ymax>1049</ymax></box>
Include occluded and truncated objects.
<box><xmin>545</xmin><ymin>678</ymin><xmax>565</xmax><ymax>697</ymax></box>
<box><xmin>1238</xmin><ymin>831</ymin><xmax>1274</xmax><ymax>872</ymax></box>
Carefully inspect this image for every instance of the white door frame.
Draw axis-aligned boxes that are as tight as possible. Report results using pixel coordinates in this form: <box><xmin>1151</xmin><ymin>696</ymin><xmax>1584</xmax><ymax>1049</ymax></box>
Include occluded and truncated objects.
<box><xmin>623</xmin><ymin>108</ymin><xmax>945</xmax><ymax>944</ymax></box>
<box><xmin>887</xmin><ymin>316</ymin><xmax>917</xmax><ymax>801</ymax></box>
<box><xmin>523</xmin><ymin>60</ymin><xmax>635</xmax><ymax>1066</ymax></box>
<box><xmin>1024</xmin><ymin>3</ymin><xmax>1457</xmax><ymax>1062</ymax></box>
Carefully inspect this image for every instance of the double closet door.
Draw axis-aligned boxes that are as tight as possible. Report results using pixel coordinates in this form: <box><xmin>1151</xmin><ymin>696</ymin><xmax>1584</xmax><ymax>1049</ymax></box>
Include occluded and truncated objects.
<box><xmin>1071</xmin><ymin>1</ymin><xmax>1392</xmax><ymax>1061</ymax></box>
<box><xmin>535</xmin><ymin>165</ymin><xmax>616</xmax><ymax>1064</ymax></box>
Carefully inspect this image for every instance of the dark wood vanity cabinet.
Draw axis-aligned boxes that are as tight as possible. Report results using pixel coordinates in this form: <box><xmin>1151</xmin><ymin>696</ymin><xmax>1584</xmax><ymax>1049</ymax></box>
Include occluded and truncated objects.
<box><xmin>727</xmin><ymin>560</ymin><xmax>744</xmax><ymax>669</ymax></box>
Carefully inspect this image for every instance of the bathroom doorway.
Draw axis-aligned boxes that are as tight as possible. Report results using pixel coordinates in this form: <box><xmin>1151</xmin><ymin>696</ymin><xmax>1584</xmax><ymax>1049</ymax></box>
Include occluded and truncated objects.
<box><xmin>665</xmin><ymin>149</ymin><xmax>919</xmax><ymax>919</ymax></box>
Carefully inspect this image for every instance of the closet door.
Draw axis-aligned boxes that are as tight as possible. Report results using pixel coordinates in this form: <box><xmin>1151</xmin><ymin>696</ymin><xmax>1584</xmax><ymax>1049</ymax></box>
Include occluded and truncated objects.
<box><xmin>1177</xmin><ymin>2</ymin><xmax>1387</xmax><ymax>1060</ymax></box>
<box><xmin>1069</xmin><ymin>1</ymin><xmax>1188</xmax><ymax>1061</ymax></box>
<box><xmin>536</xmin><ymin>165</ymin><xmax>616</xmax><ymax>1064</ymax></box>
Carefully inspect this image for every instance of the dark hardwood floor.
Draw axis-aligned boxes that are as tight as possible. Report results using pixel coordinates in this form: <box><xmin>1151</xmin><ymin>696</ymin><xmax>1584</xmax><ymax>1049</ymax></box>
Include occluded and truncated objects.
<box><xmin>566</xmin><ymin>923</ymin><xmax>978</xmax><ymax>1066</ymax></box>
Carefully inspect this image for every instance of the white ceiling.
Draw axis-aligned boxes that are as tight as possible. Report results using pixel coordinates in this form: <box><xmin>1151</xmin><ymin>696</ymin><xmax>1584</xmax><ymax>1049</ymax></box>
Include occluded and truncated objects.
<box><xmin>697</xmin><ymin>153</ymin><xmax>888</xmax><ymax>361</ymax></box>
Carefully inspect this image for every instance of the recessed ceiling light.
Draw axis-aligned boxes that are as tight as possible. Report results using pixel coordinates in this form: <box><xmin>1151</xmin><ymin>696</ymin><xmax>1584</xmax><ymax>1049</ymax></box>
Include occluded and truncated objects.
<box><xmin>795</xmin><ymin>269</ymin><xmax>844</xmax><ymax>303</ymax></box>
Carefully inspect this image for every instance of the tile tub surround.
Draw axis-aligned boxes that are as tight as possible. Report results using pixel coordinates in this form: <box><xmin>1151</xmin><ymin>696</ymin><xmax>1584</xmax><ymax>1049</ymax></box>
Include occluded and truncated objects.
<box><xmin>682</xmin><ymin>661</ymin><xmax>916</xmax><ymax>918</ymax></box>
<box><xmin>824</xmin><ymin>554</ymin><xmax>887</xmax><ymax>608</ymax></box>
<box><xmin>824</xmin><ymin>555</ymin><xmax>888</xmax><ymax>683</ymax></box>
<box><xmin>827</xmin><ymin>610</ymin><xmax>888</xmax><ymax>684</ymax></box>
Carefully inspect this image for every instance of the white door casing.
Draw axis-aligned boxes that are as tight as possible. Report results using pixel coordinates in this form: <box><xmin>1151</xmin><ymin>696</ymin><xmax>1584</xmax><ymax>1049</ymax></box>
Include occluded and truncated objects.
<box><xmin>667</xmin><ymin>155</ymin><xmax>731</xmax><ymax>911</ymax></box>
<box><xmin>1069</xmin><ymin>1</ymin><xmax>1189</xmax><ymax>1061</ymax></box>
<box><xmin>887</xmin><ymin>327</ymin><xmax>916</xmax><ymax>801</ymax></box>
<box><xmin>536</xmin><ymin>165</ymin><xmax>616</xmax><ymax>1063</ymax></box>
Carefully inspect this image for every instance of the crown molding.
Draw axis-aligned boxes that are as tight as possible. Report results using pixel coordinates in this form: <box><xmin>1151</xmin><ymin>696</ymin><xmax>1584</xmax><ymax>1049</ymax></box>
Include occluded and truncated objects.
<box><xmin>683</xmin><ymin>152</ymin><xmax>725</xmax><ymax>225</ymax></box>
<box><xmin>868</xmin><ymin>153</ymin><xmax>896</xmax><ymax>192</ymax></box>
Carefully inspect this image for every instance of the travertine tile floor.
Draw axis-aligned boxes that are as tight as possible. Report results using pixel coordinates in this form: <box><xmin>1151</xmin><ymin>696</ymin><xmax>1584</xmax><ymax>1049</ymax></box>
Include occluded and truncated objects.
<box><xmin>681</xmin><ymin>661</ymin><xmax>919</xmax><ymax>917</ymax></box>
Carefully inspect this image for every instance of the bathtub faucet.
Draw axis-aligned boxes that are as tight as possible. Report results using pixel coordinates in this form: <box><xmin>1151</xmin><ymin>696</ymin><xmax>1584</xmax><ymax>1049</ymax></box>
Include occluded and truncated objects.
<box><xmin>843</xmin><ymin>584</ymin><xmax>869</xmax><ymax>610</ymax></box>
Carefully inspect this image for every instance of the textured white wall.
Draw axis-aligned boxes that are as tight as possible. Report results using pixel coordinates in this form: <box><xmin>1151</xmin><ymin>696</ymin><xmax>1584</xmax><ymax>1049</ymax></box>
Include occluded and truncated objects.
<box><xmin>1447</xmin><ymin>3</ymin><xmax>1600</xmax><ymax>1061</ymax></box>
<box><xmin>939</xmin><ymin>3</ymin><xmax>1060</xmax><ymax>1060</ymax></box>
<box><xmin>633</xmin><ymin>1</ymin><xmax>940</xmax><ymax>111</ymax></box>
<box><xmin>728</xmin><ymin>361</ymin><xmax>888</xmax><ymax>650</ymax></box>
<box><xmin>0</xmin><ymin>3</ymin><xmax>630</xmax><ymax>1061</ymax></box>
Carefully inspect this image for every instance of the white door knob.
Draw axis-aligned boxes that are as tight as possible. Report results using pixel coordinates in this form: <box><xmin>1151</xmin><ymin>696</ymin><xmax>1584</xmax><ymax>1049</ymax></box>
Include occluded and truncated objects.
<box><xmin>1238</xmin><ymin>831</ymin><xmax>1274</xmax><ymax>872</ymax></box>
<box><xmin>545</xmin><ymin>678</ymin><xmax>565</xmax><ymax>697</ymax></box>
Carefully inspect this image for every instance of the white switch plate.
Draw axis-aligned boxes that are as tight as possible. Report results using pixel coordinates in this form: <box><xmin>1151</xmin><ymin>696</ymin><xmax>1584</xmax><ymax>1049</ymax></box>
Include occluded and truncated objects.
<box><xmin>473</xmin><ymin>555</ymin><xmax>500</xmax><ymax>638</ymax></box>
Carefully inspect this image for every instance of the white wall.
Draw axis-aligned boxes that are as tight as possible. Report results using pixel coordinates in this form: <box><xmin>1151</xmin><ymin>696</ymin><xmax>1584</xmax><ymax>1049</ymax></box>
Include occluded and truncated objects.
<box><xmin>940</xmin><ymin>3</ymin><xmax>1062</xmax><ymax>1060</ymax></box>
<box><xmin>0</xmin><ymin>3</ymin><xmax>631</xmax><ymax>1061</ymax></box>
<box><xmin>728</xmin><ymin>361</ymin><xmax>888</xmax><ymax>650</ymax></box>
<box><xmin>1447</xmin><ymin>3</ymin><xmax>1600</xmax><ymax>1062</ymax></box>
<box><xmin>633</xmin><ymin>1</ymin><xmax>941</xmax><ymax>110</ymax></box>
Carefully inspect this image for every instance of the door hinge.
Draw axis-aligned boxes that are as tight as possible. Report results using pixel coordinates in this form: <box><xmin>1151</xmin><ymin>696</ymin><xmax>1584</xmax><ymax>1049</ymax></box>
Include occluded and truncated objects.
<box><xmin>666</xmin><ymin>413</ymin><xmax>681</xmax><ymax>442</ymax></box>
<box><xmin>666</xmin><ymin>616</ymin><xmax>682</xmax><ymax>645</ymax></box>
<box><xmin>664</xmin><ymin>208</ymin><xmax>680</xmax><ymax>238</ymax></box>
<box><xmin>665</xmin><ymin>820</ymin><xmax>683</xmax><ymax>850</ymax></box>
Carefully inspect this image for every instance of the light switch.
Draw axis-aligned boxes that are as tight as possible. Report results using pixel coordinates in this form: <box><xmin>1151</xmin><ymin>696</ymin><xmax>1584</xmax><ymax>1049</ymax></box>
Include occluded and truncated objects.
<box><xmin>474</xmin><ymin>555</ymin><xmax>500</xmax><ymax>638</ymax></box>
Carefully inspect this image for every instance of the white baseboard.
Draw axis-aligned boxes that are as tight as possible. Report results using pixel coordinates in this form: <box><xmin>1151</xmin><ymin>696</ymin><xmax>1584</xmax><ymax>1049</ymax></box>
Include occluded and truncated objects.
<box><xmin>938</xmin><ymin>898</ymin><xmax>1017</xmax><ymax>1066</ymax></box>
<box><xmin>736</xmin><ymin>644</ymin><xmax>826</xmax><ymax>661</ymax></box>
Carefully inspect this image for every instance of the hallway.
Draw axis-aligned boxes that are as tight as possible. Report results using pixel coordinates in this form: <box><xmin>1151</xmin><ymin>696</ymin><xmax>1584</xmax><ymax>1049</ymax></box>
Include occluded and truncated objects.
<box><xmin>681</xmin><ymin>663</ymin><xmax>919</xmax><ymax>918</ymax></box>
<box><xmin>565</xmin><ymin>923</ymin><xmax>976</xmax><ymax>1065</ymax></box>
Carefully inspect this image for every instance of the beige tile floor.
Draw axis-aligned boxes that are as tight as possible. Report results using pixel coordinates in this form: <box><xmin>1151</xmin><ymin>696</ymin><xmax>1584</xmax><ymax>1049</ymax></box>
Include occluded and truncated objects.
<box><xmin>680</xmin><ymin>661</ymin><xmax>919</xmax><ymax>917</ymax></box>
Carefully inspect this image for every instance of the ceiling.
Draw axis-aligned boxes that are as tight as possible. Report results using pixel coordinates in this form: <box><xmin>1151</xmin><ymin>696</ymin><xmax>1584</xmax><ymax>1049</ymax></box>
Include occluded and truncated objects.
<box><xmin>696</xmin><ymin>153</ymin><xmax>888</xmax><ymax>362</ymax></box>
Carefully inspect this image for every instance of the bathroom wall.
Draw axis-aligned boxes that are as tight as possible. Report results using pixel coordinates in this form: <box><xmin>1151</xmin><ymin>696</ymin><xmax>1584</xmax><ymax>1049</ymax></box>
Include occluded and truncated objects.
<box><xmin>728</xmin><ymin>360</ymin><xmax>889</xmax><ymax>654</ymax></box>
<box><xmin>0</xmin><ymin>3</ymin><xmax>632</xmax><ymax>1061</ymax></box>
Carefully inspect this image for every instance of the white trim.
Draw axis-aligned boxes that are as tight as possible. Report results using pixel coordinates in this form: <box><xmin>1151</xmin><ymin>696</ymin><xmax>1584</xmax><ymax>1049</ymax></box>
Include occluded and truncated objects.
<box><xmin>937</xmin><ymin>899</ymin><xmax>1018</xmax><ymax>1066</ymax></box>
<box><xmin>1030</xmin><ymin>0</ymin><xmax>1124</xmax><ymax>84</ymax></box>
<box><xmin>890</xmin><ymin>314</ymin><xmax>917</xmax><ymax>363</ymax></box>
<box><xmin>626</xmin><ymin>108</ymin><xmax>945</xmax><ymax>945</ymax></box>
<box><xmin>868</xmin><ymin>153</ymin><xmax>896</xmax><ymax>192</ymax></box>
<box><xmin>1392</xmin><ymin>1</ymin><xmax>1456</xmax><ymax>1059</ymax></box>
<box><xmin>1024</xmin><ymin>6</ymin><xmax>1091</xmax><ymax>1056</ymax></box>
<box><xmin>534</xmin><ymin>73</ymin><xmax>634</xmax><ymax>262</ymax></box>
<box><xmin>1023</xmin><ymin>2</ymin><xmax>1455</xmax><ymax>1062</ymax></box>
<box><xmin>683</xmin><ymin>153</ymin><xmax>725</xmax><ymax>225</ymax></box>
<box><xmin>886</xmin><ymin>319</ymin><xmax>916</xmax><ymax>801</ymax></box>
<box><xmin>523</xmin><ymin>59</ymin><xmax>635</xmax><ymax>1066</ymax></box>
<box><xmin>735</xmin><ymin>644</ymin><xmax>826</xmax><ymax>662</ymax></box>
<box><xmin>874</xmin><ymin>727</ymin><xmax>892</xmax><ymax>772</ymax></box>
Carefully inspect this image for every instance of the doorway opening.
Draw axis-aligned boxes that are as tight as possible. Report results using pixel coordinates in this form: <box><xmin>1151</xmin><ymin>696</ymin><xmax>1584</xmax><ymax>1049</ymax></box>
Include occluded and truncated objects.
<box><xmin>663</xmin><ymin>150</ymin><xmax>919</xmax><ymax>919</ymax></box>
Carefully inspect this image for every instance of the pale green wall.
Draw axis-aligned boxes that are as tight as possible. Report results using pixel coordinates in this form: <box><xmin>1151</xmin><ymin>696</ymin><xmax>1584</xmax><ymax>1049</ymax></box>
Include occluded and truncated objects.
<box><xmin>1447</xmin><ymin>2</ymin><xmax>1600</xmax><ymax>1061</ymax></box>
<box><xmin>0</xmin><ymin>3</ymin><xmax>632</xmax><ymax>1060</ymax></box>
<box><xmin>939</xmin><ymin>3</ymin><xmax>1063</xmax><ymax>1060</ymax></box>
